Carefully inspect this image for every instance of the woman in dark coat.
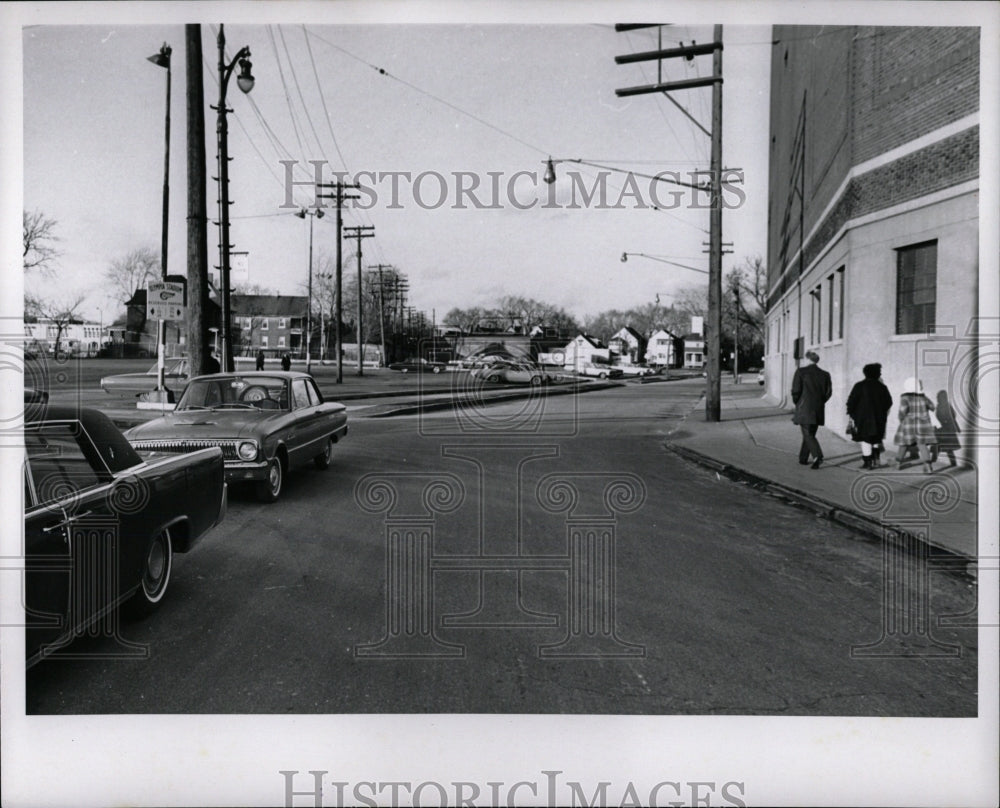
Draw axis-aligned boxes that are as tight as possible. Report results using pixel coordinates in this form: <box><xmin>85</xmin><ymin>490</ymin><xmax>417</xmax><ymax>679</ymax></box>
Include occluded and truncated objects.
<box><xmin>846</xmin><ymin>362</ymin><xmax>893</xmax><ymax>469</ymax></box>
<box><xmin>893</xmin><ymin>376</ymin><xmax>937</xmax><ymax>472</ymax></box>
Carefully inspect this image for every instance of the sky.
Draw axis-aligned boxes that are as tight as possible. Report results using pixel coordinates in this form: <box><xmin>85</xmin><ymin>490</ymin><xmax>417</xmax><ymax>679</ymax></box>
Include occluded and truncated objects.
<box><xmin>18</xmin><ymin>19</ymin><xmax>772</xmax><ymax>327</ymax></box>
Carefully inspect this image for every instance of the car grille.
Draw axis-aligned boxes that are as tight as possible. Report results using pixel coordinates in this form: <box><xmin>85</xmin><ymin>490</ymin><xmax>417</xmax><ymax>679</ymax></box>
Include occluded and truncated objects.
<box><xmin>130</xmin><ymin>439</ymin><xmax>240</xmax><ymax>461</ymax></box>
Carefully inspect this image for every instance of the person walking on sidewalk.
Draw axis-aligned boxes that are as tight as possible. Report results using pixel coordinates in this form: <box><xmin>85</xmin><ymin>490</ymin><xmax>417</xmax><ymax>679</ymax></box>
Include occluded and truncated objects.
<box><xmin>846</xmin><ymin>362</ymin><xmax>893</xmax><ymax>469</ymax></box>
<box><xmin>281</xmin><ymin>353</ymin><xmax>291</xmax><ymax>372</ymax></box>
<box><xmin>893</xmin><ymin>377</ymin><xmax>938</xmax><ymax>472</ymax></box>
<box><xmin>255</xmin><ymin>349</ymin><xmax>265</xmax><ymax>371</ymax></box>
<box><xmin>791</xmin><ymin>350</ymin><xmax>832</xmax><ymax>469</ymax></box>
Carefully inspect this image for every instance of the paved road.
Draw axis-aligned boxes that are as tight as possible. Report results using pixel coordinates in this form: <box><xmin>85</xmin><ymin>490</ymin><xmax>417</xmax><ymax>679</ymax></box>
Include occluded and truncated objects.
<box><xmin>26</xmin><ymin>379</ymin><xmax>977</xmax><ymax>715</ymax></box>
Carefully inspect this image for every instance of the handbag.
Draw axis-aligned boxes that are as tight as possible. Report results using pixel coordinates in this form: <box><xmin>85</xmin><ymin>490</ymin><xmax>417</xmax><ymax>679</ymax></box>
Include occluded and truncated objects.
<box><xmin>845</xmin><ymin>417</ymin><xmax>857</xmax><ymax>438</ymax></box>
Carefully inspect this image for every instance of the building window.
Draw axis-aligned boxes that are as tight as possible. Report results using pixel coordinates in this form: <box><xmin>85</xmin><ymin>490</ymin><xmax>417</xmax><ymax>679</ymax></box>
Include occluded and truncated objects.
<box><xmin>278</xmin><ymin>336</ymin><xmax>286</xmax><ymax>348</ymax></box>
<box><xmin>261</xmin><ymin>319</ymin><xmax>269</xmax><ymax>330</ymax></box>
<box><xmin>810</xmin><ymin>286</ymin><xmax>822</xmax><ymax>345</ymax></box>
<box><xmin>279</xmin><ymin>318</ymin><xmax>286</xmax><ymax>329</ymax></box>
<box><xmin>828</xmin><ymin>267</ymin><xmax>844</xmax><ymax>341</ymax></box>
<box><xmin>896</xmin><ymin>241</ymin><xmax>937</xmax><ymax>335</ymax></box>
<box><xmin>261</xmin><ymin>336</ymin><xmax>269</xmax><ymax>348</ymax></box>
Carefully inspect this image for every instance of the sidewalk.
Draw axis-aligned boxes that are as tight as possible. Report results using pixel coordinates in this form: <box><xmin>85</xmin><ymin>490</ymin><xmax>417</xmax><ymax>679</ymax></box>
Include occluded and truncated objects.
<box><xmin>665</xmin><ymin>385</ymin><xmax>978</xmax><ymax>564</ymax></box>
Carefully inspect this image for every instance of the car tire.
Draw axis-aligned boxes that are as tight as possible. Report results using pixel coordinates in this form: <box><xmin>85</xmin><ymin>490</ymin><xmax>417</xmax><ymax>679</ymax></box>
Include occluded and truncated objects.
<box><xmin>598</xmin><ymin>372</ymin><xmax>608</xmax><ymax>379</ymax></box>
<box><xmin>124</xmin><ymin>527</ymin><xmax>173</xmax><ymax>619</ymax></box>
<box><xmin>314</xmin><ymin>437</ymin><xmax>334</xmax><ymax>469</ymax></box>
<box><xmin>530</xmin><ymin>375</ymin><xmax>542</xmax><ymax>386</ymax></box>
<box><xmin>255</xmin><ymin>456</ymin><xmax>284</xmax><ymax>503</ymax></box>
<box><xmin>432</xmin><ymin>366</ymin><xmax>442</xmax><ymax>374</ymax></box>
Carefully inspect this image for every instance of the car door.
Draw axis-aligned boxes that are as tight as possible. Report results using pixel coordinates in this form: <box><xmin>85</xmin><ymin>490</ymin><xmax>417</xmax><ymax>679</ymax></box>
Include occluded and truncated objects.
<box><xmin>24</xmin><ymin>422</ymin><xmax>117</xmax><ymax>660</ymax></box>
<box><xmin>288</xmin><ymin>377</ymin><xmax>325</xmax><ymax>462</ymax></box>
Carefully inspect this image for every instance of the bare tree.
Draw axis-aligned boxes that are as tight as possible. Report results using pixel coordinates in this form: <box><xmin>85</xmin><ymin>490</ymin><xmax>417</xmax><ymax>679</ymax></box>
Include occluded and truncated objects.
<box><xmin>23</xmin><ymin>210</ymin><xmax>60</xmax><ymax>273</ymax></box>
<box><xmin>32</xmin><ymin>294</ymin><xmax>86</xmax><ymax>356</ymax></box>
<box><xmin>105</xmin><ymin>247</ymin><xmax>160</xmax><ymax>305</ymax></box>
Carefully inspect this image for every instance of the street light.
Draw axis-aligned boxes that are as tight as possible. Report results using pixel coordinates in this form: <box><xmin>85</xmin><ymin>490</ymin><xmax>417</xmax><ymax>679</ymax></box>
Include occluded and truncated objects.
<box><xmin>147</xmin><ymin>41</ymin><xmax>171</xmax><ymax>395</ymax></box>
<box><xmin>216</xmin><ymin>24</ymin><xmax>255</xmax><ymax>374</ymax></box>
<box><xmin>297</xmin><ymin>207</ymin><xmax>324</xmax><ymax>373</ymax></box>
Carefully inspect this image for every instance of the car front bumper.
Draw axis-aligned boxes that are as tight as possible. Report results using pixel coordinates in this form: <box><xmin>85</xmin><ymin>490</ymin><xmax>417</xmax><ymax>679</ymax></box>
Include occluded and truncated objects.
<box><xmin>224</xmin><ymin>459</ymin><xmax>271</xmax><ymax>483</ymax></box>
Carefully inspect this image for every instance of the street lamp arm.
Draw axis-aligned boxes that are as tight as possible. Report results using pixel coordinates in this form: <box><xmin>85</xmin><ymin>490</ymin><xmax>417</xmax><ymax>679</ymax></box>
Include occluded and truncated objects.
<box><xmin>547</xmin><ymin>157</ymin><xmax>708</xmax><ymax>191</ymax></box>
<box><xmin>621</xmin><ymin>252</ymin><xmax>709</xmax><ymax>274</ymax></box>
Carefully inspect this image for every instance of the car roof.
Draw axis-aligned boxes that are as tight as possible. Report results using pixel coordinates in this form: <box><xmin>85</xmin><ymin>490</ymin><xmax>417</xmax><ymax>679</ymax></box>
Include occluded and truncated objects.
<box><xmin>25</xmin><ymin>406</ymin><xmax>142</xmax><ymax>472</ymax></box>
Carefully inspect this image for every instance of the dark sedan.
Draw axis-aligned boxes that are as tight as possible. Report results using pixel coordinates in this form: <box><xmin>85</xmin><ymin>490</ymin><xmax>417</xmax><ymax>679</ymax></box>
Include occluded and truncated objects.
<box><xmin>123</xmin><ymin>371</ymin><xmax>348</xmax><ymax>503</ymax></box>
<box><xmin>100</xmin><ymin>357</ymin><xmax>189</xmax><ymax>397</ymax></box>
<box><xmin>388</xmin><ymin>358</ymin><xmax>447</xmax><ymax>373</ymax></box>
<box><xmin>24</xmin><ymin>406</ymin><xmax>227</xmax><ymax>667</ymax></box>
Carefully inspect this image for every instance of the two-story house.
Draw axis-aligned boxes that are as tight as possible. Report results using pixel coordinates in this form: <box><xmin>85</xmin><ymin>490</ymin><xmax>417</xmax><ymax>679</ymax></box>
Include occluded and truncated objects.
<box><xmin>232</xmin><ymin>294</ymin><xmax>308</xmax><ymax>357</ymax></box>
<box><xmin>607</xmin><ymin>326</ymin><xmax>647</xmax><ymax>366</ymax></box>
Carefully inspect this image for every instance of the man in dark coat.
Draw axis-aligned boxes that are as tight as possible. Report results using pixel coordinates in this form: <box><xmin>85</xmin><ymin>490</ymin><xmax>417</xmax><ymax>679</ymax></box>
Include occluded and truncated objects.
<box><xmin>255</xmin><ymin>349</ymin><xmax>265</xmax><ymax>371</ymax></box>
<box><xmin>791</xmin><ymin>350</ymin><xmax>833</xmax><ymax>469</ymax></box>
<box><xmin>846</xmin><ymin>362</ymin><xmax>893</xmax><ymax>468</ymax></box>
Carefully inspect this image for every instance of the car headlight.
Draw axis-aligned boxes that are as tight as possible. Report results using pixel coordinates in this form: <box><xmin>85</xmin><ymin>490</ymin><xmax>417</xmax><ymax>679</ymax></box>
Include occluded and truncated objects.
<box><xmin>237</xmin><ymin>440</ymin><xmax>258</xmax><ymax>461</ymax></box>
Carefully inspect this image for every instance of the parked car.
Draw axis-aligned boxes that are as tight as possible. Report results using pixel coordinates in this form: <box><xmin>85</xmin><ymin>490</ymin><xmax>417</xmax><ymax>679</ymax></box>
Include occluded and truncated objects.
<box><xmin>474</xmin><ymin>360</ymin><xmax>550</xmax><ymax>385</ymax></box>
<box><xmin>100</xmin><ymin>357</ymin><xmax>189</xmax><ymax>397</ymax></box>
<box><xmin>123</xmin><ymin>372</ymin><xmax>348</xmax><ymax>503</ymax></box>
<box><xmin>388</xmin><ymin>358</ymin><xmax>447</xmax><ymax>374</ymax></box>
<box><xmin>576</xmin><ymin>363</ymin><xmax>624</xmax><ymax>380</ymax></box>
<box><xmin>615</xmin><ymin>365</ymin><xmax>654</xmax><ymax>377</ymax></box>
<box><xmin>23</xmin><ymin>406</ymin><xmax>227</xmax><ymax>667</ymax></box>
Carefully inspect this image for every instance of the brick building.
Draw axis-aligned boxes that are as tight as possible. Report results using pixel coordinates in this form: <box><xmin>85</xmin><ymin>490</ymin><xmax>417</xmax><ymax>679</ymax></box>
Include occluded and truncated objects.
<box><xmin>231</xmin><ymin>295</ymin><xmax>307</xmax><ymax>357</ymax></box>
<box><xmin>764</xmin><ymin>26</ymin><xmax>979</xmax><ymax>460</ymax></box>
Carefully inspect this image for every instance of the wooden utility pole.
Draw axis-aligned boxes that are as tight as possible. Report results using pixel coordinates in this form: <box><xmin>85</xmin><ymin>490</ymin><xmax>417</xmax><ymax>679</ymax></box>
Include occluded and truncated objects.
<box><xmin>317</xmin><ymin>180</ymin><xmax>359</xmax><ymax>383</ymax></box>
<box><xmin>369</xmin><ymin>264</ymin><xmax>393</xmax><ymax>369</ymax></box>
<box><xmin>705</xmin><ymin>23</ymin><xmax>723</xmax><ymax>421</ymax></box>
<box><xmin>614</xmin><ymin>23</ymin><xmax>725</xmax><ymax>421</ymax></box>
<box><xmin>343</xmin><ymin>226</ymin><xmax>374</xmax><ymax>375</ymax></box>
<box><xmin>185</xmin><ymin>25</ymin><xmax>210</xmax><ymax>376</ymax></box>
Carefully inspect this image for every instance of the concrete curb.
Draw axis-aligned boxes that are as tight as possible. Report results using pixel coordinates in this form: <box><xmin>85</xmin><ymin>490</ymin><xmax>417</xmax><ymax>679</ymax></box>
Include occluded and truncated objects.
<box><xmin>663</xmin><ymin>441</ymin><xmax>977</xmax><ymax>572</ymax></box>
<box><xmin>367</xmin><ymin>381</ymin><xmax>623</xmax><ymax>417</ymax></box>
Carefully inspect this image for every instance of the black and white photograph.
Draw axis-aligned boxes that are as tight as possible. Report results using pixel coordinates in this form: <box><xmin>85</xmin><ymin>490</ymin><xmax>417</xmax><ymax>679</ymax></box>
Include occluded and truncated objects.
<box><xmin>2</xmin><ymin>2</ymin><xmax>997</xmax><ymax>806</ymax></box>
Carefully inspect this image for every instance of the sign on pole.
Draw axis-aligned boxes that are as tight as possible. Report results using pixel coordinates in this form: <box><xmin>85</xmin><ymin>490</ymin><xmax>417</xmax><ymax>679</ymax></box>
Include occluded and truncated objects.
<box><xmin>147</xmin><ymin>280</ymin><xmax>187</xmax><ymax>322</ymax></box>
<box><xmin>230</xmin><ymin>251</ymin><xmax>250</xmax><ymax>283</ymax></box>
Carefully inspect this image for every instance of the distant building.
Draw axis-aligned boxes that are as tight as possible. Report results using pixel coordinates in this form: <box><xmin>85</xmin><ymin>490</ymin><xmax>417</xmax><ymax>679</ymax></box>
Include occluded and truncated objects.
<box><xmin>682</xmin><ymin>332</ymin><xmax>705</xmax><ymax>368</ymax></box>
<box><xmin>231</xmin><ymin>295</ymin><xmax>307</xmax><ymax>357</ymax></box>
<box><xmin>24</xmin><ymin>319</ymin><xmax>103</xmax><ymax>357</ymax></box>
<box><xmin>645</xmin><ymin>329</ymin><xmax>682</xmax><ymax>368</ymax></box>
<box><xmin>563</xmin><ymin>334</ymin><xmax>610</xmax><ymax>371</ymax></box>
<box><xmin>765</xmin><ymin>25</ymin><xmax>979</xmax><ymax>457</ymax></box>
<box><xmin>608</xmin><ymin>326</ymin><xmax>647</xmax><ymax>365</ymax></box>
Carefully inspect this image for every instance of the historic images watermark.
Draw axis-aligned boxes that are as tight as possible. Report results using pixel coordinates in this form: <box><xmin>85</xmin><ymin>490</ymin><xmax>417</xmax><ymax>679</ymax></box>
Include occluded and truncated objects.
<box><xmin>278</xmin><ymin>769</ymin><xmax>748</xmax><ymax>808</ymax></box>
<box><xmin>279</xmin><ymin>160</ymin><xmax>747</xmax><ymax>212</ymax></box>
<box><xmin>353</xmin><ymin>463</ymin><xmax>647</xmax><ymax>659</ymax></box>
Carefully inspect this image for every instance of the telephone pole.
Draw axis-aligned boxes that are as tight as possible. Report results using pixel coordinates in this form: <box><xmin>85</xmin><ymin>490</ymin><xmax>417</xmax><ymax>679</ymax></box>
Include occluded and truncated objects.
<box><xmin>316</xmin><ymin>180</ymin><xmax>359</xmax><ymax>383</ymax></box>
<box><xmin>615</xmin><ymin>23</ymin><xmax>725</xmax><ymax>421</ymax></box>
<box><xmin>185</xmin><ymin>25</ymin><xmax>210</xmax><ymax>377</ymax></box>
<box><xmin>368</xmin><ymin>264</ymin><xmax>393</xmax><ymax>369</ymax></box>
<box><xmin>343</xmin><ymin>225</ymin><xmax>374</xmax><ymax>375</ymax></box>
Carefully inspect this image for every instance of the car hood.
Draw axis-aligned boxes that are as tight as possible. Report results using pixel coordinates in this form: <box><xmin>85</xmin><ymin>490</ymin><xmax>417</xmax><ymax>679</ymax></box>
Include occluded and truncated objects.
<box><xmin>125</xmin><ymin>410</ymin><xmax>277</xmax><ymax>441</ymax></box>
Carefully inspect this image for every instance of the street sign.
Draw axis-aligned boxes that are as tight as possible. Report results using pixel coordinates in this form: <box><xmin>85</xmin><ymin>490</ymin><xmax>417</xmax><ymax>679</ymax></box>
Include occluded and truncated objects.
<box><xmin>147</xmin><ymin>280</ymin><xmax>186</xmax><ymax>322</ymax></box>
<box><xmin>230</xmin><ymin>251</ymin><xmax>249</xmax><ymax>282</ymax></box>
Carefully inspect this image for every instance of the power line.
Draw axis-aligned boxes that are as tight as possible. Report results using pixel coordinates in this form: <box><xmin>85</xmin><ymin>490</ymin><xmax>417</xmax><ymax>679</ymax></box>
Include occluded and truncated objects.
<box><xmin>277</xmin><ymin>24</ymin><xmax>327</xmax><ymax>158</ymax></box>
<box><xmin>304</xmin><ymin>28</ymin><xmax>549</xmax><ymax>157</ymax></box>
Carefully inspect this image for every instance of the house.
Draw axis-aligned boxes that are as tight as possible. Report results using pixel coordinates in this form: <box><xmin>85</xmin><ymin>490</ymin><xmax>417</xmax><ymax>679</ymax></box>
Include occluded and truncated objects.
<box><xmin>608</xmin><ymin>326</ymin><xmax>647</xmax><ymax>365</ymax></box>
<box><xmin>682</xmin><ymin>333</ymin><xmax>705</xmax><ymax>368</ymax></box>
<box><xmin>645</xmin><ymin>329</ymin><xmax>682</xmax><ymax>368</ymax></box>
<box><xmin>562</xmin><ymin>334</ymin><xmax>610</xmax><ymax>371</ymax></box>
<box><xmin>231</xmin><ymin>295</ymin><xmax>308</xmax><ymax>357</ymax></box>
<box><xmin>765</xmin><ymin>26</ymin><xmax>979</xmax><ymax>460</ymax></box>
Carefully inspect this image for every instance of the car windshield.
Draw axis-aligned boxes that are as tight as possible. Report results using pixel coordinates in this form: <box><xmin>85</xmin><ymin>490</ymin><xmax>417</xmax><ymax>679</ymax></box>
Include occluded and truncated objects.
<box><xmin>144</xmin><ymin>359</ymin><xmax>184</xmax><ymax>375</ymax></box>
<box><xmin>177</xmin><ymin>375</ymin><xmax>289</xmax><ymax>411</ymax></box>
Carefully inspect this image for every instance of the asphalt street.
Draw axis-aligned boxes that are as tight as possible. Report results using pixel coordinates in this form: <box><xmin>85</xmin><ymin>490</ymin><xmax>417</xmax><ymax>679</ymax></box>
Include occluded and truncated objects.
<box><xmin>24</xmin><ymin>373</ymin><xmax>977</xmax><ymax>715</ymax></box>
